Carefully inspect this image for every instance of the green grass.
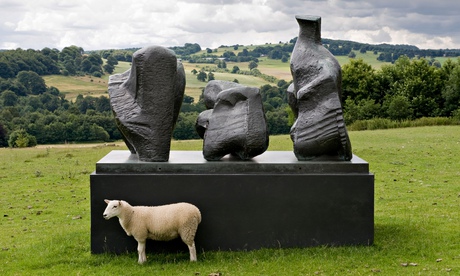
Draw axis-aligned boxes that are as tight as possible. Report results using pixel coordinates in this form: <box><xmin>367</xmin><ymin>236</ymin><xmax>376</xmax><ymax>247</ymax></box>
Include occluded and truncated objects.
<box><xmin>1</xmin><ymin>126</ymin><xmax>459</xmax><ymax>275</ymax></box>
<box><xmin>43</xmin><ymin>75</ymin><xmax>109</xmax><ymax>100</ymax></box>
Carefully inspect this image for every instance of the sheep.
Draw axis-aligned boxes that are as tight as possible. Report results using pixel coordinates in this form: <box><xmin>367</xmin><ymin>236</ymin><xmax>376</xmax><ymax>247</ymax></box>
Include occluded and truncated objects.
<box><xmin>103</xmin><ymin>199</ymin><xmax>201</xmax><ymax>264</ymax></box>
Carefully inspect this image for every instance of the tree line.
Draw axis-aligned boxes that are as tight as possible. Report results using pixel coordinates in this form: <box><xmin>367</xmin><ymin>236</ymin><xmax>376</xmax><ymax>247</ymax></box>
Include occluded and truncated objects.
<box><xmin>341</xmin><ymin>56</ymin><xmax>460</xmax><ymax>123</ymax></box>
<box><xmin>1</xmin><ymin>41</ymin><xmax>460</xmax><ymax>146</ymax></box>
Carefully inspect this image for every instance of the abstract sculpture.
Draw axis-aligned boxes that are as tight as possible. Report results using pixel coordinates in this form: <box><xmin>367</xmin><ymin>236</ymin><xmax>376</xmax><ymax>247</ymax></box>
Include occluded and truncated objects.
<box><xmin>196</xmin><ymin>80</ymin><xmax>269</xmax><ymax>161</ymax></box>
<box><xmin>108</xmin><ymin>46</ymin><xmax>185</xmax><ymax>162</ymax></box>
<box><xmin>289</xmin><ymin>15</ymin><xmax>352</xmax><ymax>161</ymax></box>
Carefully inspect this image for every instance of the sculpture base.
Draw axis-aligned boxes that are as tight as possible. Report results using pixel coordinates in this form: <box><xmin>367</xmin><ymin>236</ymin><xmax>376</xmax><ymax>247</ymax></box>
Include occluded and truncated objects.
<box><xmin>90</xmin><ymin>151</ymin><xmax>374</xmax><ymax>254</ymax></box>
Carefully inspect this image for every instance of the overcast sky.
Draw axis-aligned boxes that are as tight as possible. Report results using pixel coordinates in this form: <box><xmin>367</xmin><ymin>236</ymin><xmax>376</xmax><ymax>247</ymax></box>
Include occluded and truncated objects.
<box><xmin>1</xmin><ymin>0</ymin><xmax>460</xmax><ymax>51</ymax></box>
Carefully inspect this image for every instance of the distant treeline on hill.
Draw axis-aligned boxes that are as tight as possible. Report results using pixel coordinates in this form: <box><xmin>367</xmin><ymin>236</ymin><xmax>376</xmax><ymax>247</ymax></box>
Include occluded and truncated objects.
<box><xmin>1</xmin><ymin>40</ymin><xmax>460</xmax><ymax>146</ymax></box>
<box><xmin>320</xmin><ymin>38</ymin><xmax>460</xmax><ymax>63</ymax></box>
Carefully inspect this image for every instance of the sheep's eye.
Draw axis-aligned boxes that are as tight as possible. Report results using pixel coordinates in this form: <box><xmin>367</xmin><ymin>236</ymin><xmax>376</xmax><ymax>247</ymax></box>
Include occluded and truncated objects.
<box><xmin>112</xmin><ymin>206</ymin><xmax>117</xmax><ymax>209</ymax></box>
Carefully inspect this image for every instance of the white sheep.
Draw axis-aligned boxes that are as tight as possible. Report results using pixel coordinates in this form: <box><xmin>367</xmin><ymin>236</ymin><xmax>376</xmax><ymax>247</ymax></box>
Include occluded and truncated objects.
<box><xmin>103</xmin><ymin>199</ymin><xmax>201</xmax><ymax>264</ymax></box>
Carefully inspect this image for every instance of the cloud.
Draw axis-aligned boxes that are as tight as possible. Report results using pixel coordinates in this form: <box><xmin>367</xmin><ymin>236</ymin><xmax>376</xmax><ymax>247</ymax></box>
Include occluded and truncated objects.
<box><xmin>1</xmin><ymin>0</ymin><xmax>460</xmax><ymax>50</ymax></box>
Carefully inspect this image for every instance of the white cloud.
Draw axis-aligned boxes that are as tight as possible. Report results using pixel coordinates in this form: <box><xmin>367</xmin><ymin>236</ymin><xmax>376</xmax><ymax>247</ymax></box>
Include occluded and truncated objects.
<box><xmin>1</xmin><ymin>0</ymin><xmax>460</xmax><ymax>50</ymax></box>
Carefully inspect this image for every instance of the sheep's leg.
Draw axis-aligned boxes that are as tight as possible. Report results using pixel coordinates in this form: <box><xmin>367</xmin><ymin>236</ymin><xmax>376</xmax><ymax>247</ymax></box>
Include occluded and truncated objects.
<box><xmin>137</xmin><ymin>240</ymin><xmax>147</xmax><ymax>264</ymax></box>
<box><xmin>188</xmin><ymin>241</ymin><xmax>197</xmax><ymax>262</ymax></box>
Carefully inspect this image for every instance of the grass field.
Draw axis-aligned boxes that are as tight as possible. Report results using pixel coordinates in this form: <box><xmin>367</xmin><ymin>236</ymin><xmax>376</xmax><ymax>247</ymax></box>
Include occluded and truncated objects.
<box><xmin>43</xmin><ymin>75</ymin><xmax>109</xmax><ymax>100</ymax></box>
<box><xmin>1</xmin><ymin>126</ymin><xmax>459</xmax><ymax>275</ymax></box>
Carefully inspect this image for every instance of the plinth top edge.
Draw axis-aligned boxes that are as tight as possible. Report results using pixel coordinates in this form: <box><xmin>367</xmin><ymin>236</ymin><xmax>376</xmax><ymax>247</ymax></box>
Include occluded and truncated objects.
<box><xmin>95</xmin><ymin>150</ymin><xmax>370</xmax><ymax>174</ymax></box>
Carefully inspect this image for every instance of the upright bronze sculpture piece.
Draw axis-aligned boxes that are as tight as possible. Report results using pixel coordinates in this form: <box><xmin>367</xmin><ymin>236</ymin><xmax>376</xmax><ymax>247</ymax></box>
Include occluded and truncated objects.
<box><xmin>108</xmin><ymin>46</ymin><xmax>185</xmax><ymax>162</ymax></box>
<box><xmin>289</xmin><ymin>15</ymin><xmax>352</xmax><ymax>161</ymax></box>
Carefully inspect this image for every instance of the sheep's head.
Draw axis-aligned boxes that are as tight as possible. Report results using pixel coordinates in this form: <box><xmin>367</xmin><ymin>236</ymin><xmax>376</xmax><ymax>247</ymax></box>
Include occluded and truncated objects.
<box><xmin>103</xmin><ymin>199</ymin><xmax>122</xmax><ymax>220</ymax></box>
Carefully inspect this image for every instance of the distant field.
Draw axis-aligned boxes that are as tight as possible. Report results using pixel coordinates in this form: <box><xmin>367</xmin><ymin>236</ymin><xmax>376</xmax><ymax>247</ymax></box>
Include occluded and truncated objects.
<box><xmin>43</xmin><ymin>75</ymin><xmax>108</xmax><ymax>100</ymax></box>
<box><xmin>183</xmin><ymin>62</ymin><xmax>273</xmax><ymax>101</ymax></box>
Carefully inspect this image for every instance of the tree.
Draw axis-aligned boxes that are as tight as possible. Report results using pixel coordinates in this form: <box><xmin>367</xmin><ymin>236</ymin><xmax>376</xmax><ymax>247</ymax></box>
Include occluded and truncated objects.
<box><xmin>348</xmin><ymin>51</ymin><xmax>356</xmax><ymax>58</ymax></box>
<box><xmin>0</xmin><ymin>122</ymin><xmax>7</xmax><ymax>147</ymax></box>
<box><xmin>386</xmin><ymin>57</ymin><xmax>443</xmax><ymax>118</ymax></box>
<box><xmin>197</xmin><ymin>71</ymin><xmax>207</xmax><ymax>82</ymax></box>
<box><xmin>341</xmin><ymin>59</ymin><xmax>380</xmax><ymax>104</ymax></box>
<box><xmin>386</xmin><ymin>95</ymin><xmax>412</xmax><ymax>121</ymax></box>
<box><xmin>16</xmin><ymin>71</ymin><xmax>47</xmax><ymax>95</ymax></box>
<box><xmin>173</xmin><ymin>112</ymin><xmax>201</xmax><ymax>140</ymax></box>
<box><xmin>183</xmin><ymin>95</ymin><xmax>194</xmax><ymax>104</ymax></box>
<box><xmin>1</xmin><ymin>90</ymin><xmax>18</xmax><ymax>106</ymax></box>
<box><xmin>0</xmin><ymin>61</ymin><xmax>14</xmax><ymax>78</ymax></box>
<box><xmin>208</xmin><ymin>72</ymin><xmax>215</xmax><ymax>81</ymax></box>
<box><xmin>8</xmin><ymin>129</ymin><xmax>36</xmax><ymax>148</ymax></box>
<box><xmin>80</xmin><ymin>59</ymin><xmax>92</xmax><ymax>73</ymax></box>
<box><xmin>231</xmin><ymin>66</ymin><xmax>240</xmax><ymax>73</ymax></box>
<box><xmin>441</xmin><ymin>64</ymin><xmax>460</xmax><ymax>116</ymax></box>
<box><xmin>103</xmin><ymin>63</ymin><xmax>114</xmax><ymax>74</ymax></box>
<box><xmin>248</xmin><ymin>61</ymin><xmax>258</xmax><ymax>70</ymax></box>
<box><xmin>217</xmin><ymin>60</ymin><xmax>227</xmax><ymax>69</ymax></box>
<box><xmin>191</xmin><ymin>69</ymin><xmax>198</xmax><ymax>75</ymax></box>
<box><xmin>106</xmin><ymin>55</ymin><xmax>118</xmax><ymax>66</ymax></box>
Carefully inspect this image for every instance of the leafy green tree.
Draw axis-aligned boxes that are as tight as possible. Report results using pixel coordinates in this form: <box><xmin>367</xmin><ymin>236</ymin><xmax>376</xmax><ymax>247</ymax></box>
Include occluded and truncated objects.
<box><xmin>1</xmin><ymin>90</ymin><xmax>18</xmax><ymax>106</ymax></box>
<box><xmin>103</xmin><ymin>63</ymin><xmax>114</xmax><ymax>74</ymax></box>
<box><xmin>8</xmin><ymin>129</ymin><xmax>36</xmax><ymax>148</ymax></box>
<box><xmin>391</xmin><ymin>57</ymin><xmax>443</xmax><ymax>117</ymax></box>
<box><xmin>442</xmin><ymin>63</ymin><xmax>460</xmax><ymax>116</ymax></box>
<box><xmin>16</xmin><ymin>71</ymin><xmax>47</xmax><ymax>95</ymax></box>
<box><xmin>64</xmin><ymin>61</ymin><xmax>77</xmax><ymax>75</ymax></box>
<box><xmin>0</xmin><ymin>61</ymin><xmax>14</xmax><ymax>78</ymax></box>
<box><xmin>59</xmin><ymin>45</ymin><xmax>84</xmax><ymax>62</ymax></box>
<box><xmin>173</xmin><ymin>112</ymin><xmax>201</xmax><ymax>140</ymax></box>
<box><xmin>27</xmin><ymin>97</ymin><xmax>43</xmax><ymax>111</ymax></box>
<box><xmin>191</xmin><ymin>69</ymin><xmax>198</xmax><ymax>75</ymax></box>
<box><xmin>80</xmin><ymin>59</ymin><xmax>92</xmax><ymax>73</ymax></box>
<box><xmin>106</xmin><ymin>55</ymin><xmax>118</xmax><ymax>66</ymax></box>
<box><xmin>197</xmin><ymin>71</ymin><xmax>207</xmax><ymax>82</ymax></box>
<box><xmin>344</xmin><ymin>98</ymin><xmax>381</xmax><ymax>124</ymax></box>
<box><xmin>0</xmin><ymin>123</ymin><xmax>7</xmax><ymax>147</ymax></box>
<box><xmin>208</xmin><ymin>72</ymin><xmax>215</xmax><ymax>81</ymax></box>
<box><xmin>231</xmin><ymin>66</ymin><xmax>240</xmax><ymax>73</ymax></box>
<box><xmin>217</xmin><ymin>60</ymin><xmax>227</xmax><ymax>69</ymax></box>
<box><xmin>0</xmin><ymin>78</ymin><xmax>28</xmax><ymax>96</ymax></box>
<box><xmin>341</xmin><ymin>59</ymin><xmax>380</xmax><ymax>103</ymax></box>
<box><xmin>183</xmin><ymin>95</ymin><xmax>194</xmax><ymax>104</ymax></box>
<box><xmin>248</xmin><ymin>61</ymin><xmax>258</xmax><ymax>70</ymax></box>
<box><xmin>386</xmin><ymin>95</ymin><xmax>413</xmax><ymax>120</ymax></box>
<box><xmin>265</xmin><ymin>108</ymin><xmax>290</xmax><ymax>135</ymax></box>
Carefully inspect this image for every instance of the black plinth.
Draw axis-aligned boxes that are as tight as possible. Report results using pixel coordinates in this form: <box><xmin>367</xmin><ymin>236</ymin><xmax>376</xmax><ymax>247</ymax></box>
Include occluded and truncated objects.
<box><xmin>90</xmin><ymin>151</ymin><xmax>374</xmax><ymax>254</ymax></box>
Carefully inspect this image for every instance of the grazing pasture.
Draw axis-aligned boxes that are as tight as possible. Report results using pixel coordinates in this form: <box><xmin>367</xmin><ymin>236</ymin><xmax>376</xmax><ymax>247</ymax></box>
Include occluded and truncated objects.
<box><xmin>1</xmin><ymin>126</ymin><xmax>459</xmax><ymax>275</ymax></box>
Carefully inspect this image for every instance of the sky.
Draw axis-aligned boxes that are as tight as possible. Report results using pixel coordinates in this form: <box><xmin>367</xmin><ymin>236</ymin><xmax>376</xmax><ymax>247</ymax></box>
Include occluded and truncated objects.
<box><xmin>1</xmin><ymin>0</ymin><xmax>460</xmax><ymax>51</ymax></box>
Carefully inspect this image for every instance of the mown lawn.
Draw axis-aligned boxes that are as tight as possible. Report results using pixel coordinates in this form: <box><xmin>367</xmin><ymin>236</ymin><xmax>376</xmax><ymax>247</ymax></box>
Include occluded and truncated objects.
<box><xmin>1</xmin><ymin>126</ymin><xmax>459</xmax><ymax>275</ymax></box>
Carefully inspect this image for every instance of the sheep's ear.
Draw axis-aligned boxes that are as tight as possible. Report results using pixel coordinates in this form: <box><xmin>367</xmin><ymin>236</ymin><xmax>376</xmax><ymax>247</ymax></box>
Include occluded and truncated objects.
<box><xmin>104</xmin><ymin>199</ymin><xmax>110</xmax><ymax>204</ymax></box>
<box><xmin>118</xmin><ymin>200</ymin><xmax>122</xmax><ymax>206</ymax></box>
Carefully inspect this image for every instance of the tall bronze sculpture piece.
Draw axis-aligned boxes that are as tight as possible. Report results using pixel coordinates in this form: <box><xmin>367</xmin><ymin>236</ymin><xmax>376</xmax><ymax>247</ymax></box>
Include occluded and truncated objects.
<box><xmin>289</xmin><ymin>15</ymin><xmax>352</xmax><ymax>161</ymax></box>
<box><xmin>108</xmin><ymin>46</ymin><xmax>185</xmax><ymax>162</ymax></box>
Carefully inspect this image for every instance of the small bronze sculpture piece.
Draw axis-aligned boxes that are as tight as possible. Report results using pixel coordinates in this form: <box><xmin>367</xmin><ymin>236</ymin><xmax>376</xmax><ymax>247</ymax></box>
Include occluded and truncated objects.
<box><xmin>289</xmin><ymin>15</ymin><xmax>352</xmax><ymax>161</ymax></box>
<box><xmin>196</xmin><ymin>80</ymin><xmax>269</xmax><ymax>161</ymax></box>
<box><xmin>108</xmin><ymin>46</ymin><xmax>185</xmax><ymax>162</ymax></box>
